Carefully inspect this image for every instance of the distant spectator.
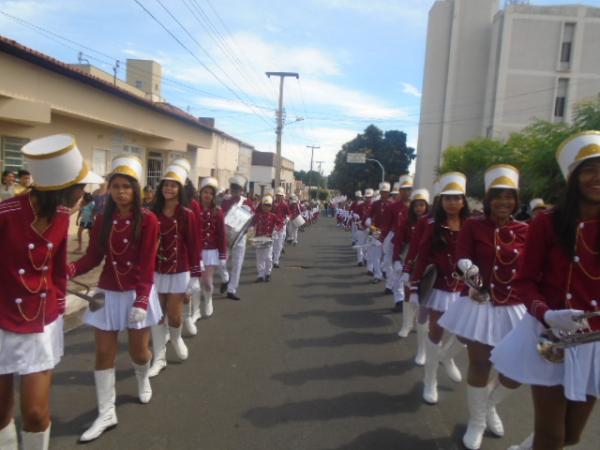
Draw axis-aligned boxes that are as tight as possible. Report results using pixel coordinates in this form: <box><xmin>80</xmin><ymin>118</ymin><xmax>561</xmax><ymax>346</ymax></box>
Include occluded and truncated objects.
<box><xmin>142</xmin><ymin>185</ymin><xmax>155</xmax><ymax>209</ymax></box>
<box><xmin>75</xmin><ymin>193</ymin><xmax>95</xmax><ymax>252</ymax></box>
<box><xmin>0</xmin><ymin>169</ymin><xmax>16</xmax><ymax>201</ymax></box>
<box><xmin>14</xmin><ymin>169</ymin><xmax>33</xmax><ymax>195</ymax></box>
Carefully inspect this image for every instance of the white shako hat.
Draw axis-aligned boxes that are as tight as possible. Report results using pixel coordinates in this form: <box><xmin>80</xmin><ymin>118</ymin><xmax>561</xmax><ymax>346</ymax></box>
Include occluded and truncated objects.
<box><xmin>229</xmin><ymin>175</ymin><xmax>247</xmax><ymax>188</ymax></box>
<box><xmin>438</xmin><ymin>172</ymin><xmax>466</xmax><ymax>195</ymax></box>
<box><xmin>200</xmin><ymin>177</ymin><xmax>219</xmax><ymax>191</ymax></box>
<box><xmin>171</xmin><ymin>158</ymin><xmax>192</xmax><ymax>176</ymax></box>
<box><xmin>379</xmin><ymin>182</ymin><xmax>391</xmax><ymax>192</ymax></box>
<box><xmin>111</xmin><ymin>154</ymin><xmax>143</xmax><ymax>182</ymax></box>
<box><xmin>275</xmin><ymin>186</ymin><xmax>285</xmax><ymax>196</ymax></box>
<box><xmin>290</xmin><ymin>194</ymin><xmax>299</xmax><ymax>202</ymax></box>
<box><xmin>484</xmin><ymin>164</ymin><xmax>519</xmax><ymax>192</ymax></box>
<box><xmin>398</xmin><ymin>174</ymin><xmax>414</xmax><ymax>189</ymax></box>
<box><xmin>355</xmin><ymin>190</ymin><xmax>363</xmax><ymax>198</ymax></box>
<box><xmin>410</xmin><ymin>188</ymin><xmax>430</xmax><ymax>203</ymax></box>
<box><xmin>262</xmin><ymin>195</ymin><xmax>273</xmax><ymax>205</ymax></box>
<box><xmin>364</xmin><ymin>188</ymin><xmax>374</xmax><ymax>198</ymax></box>
<box><xmin>529</xmin><ymin>198</ymin><xmax>547</xmax><ymax>211</ymax></box>
<box><xmin>161</xmin><ymin>164</ymin><xmax>187</xmax><ymax>186</ymax></box>
<box><xmin>391</xmin><ymin>182</ymin><xmax>400</xmax><ymax>194</ymax></box>
<box><xmin>556</xmin><ymin>131</ymin><xmax>600</xmax><ymax>179</ymax></box>
<box><xmin>21</xmin><ymin>134</ymin><xmax>104</xmax><ymax>190</ymax></box>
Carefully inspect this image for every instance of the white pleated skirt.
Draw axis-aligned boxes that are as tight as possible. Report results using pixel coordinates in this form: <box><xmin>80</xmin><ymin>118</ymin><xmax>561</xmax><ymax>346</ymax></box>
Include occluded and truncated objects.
<box><xmin>491</xmin><ymin>314</ymin><xmax>600</xmax><ymax>402</ymax></box>
<box><xmin>84</xmin><ymin>288</ymin><xmax>163</xmax><ymax>331</ymax></box>
<box><xmin>426</xmin><ymin>289</ymin><xmax>459</xmax><ymax>312</ymax></box>
<box><xmin>0</xmin><ymin>316</ymin><xmax>64</xmax><ymax>375</ymax></box>
<box><xmin>202</xmin><ymin>249</ymin><xmax>220</xmax><ymax>267</ymax></box>
<box><xmin>154</xmin><ymin>271</ymin><xmax>191</xmax><ymax>294</ymax></box>
<box><xmin>439</xmin><ymin>297</ymin><xmax>526</xmax><ymax>346</ymax></box>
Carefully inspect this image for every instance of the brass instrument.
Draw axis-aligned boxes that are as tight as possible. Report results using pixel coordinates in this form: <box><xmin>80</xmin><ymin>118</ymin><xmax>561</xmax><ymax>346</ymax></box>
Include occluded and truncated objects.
<box><xmin>538</xmin><ymin>312</ymin><xmax>600</xmax><ymax>363</ymax></box>
<box><xmin>369</xmin><ymin>225</ymin><xmax>381</xmax><ymax>240</ymax></box>
<box><xmin>452</xmin><ymin>265</ymin><xmax>490</xmax><ymax>303</ymax></box>
<box><xmin>68</xmin><ymin>279</ymin><xmax>105</xmax><ymax>312</ymax></box>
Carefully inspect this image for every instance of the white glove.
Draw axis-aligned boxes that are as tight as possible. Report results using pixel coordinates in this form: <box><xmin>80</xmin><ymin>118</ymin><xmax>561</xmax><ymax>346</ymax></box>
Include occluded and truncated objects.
<box><xmin>401</xmin><ymin>272</ymin><xmax>410</xmax><ymax>284</ymax></box>
<box><xmin>409</xmin><ymin>292</ymin><xmax>419</xmax><ymax>304</ymax></box>
<box><xmin>200</xmin><ymin>260</ymin><xmax>205</xmax><ymax>272</ymax></box>
<box><xmin>128</xmin><ymin>307</ymin><xmax>147</xmax><ymax>323</ymax></box>
<box><xmin>365</xmin><ymin>218</ymin><xmax>372</xmax><ymax>227</ymax></box>
<box><xmin>393</xmin><ymin>261</ymin><xmax>403</xmax><ymax>273</ymax></box>
<box><xmin>544</xmin><ymin>309</ymin><xmax>587</xmax><ymax>332</ymax></box>
<box><xmin>220</xmin><ymin>259</ymin><xmax>227</xmax><ymax>267</ymax></box>
<box><xmin>457</xmin><ymin>258</ymin><xmax>474</xmax><ymax>274</ymax></box>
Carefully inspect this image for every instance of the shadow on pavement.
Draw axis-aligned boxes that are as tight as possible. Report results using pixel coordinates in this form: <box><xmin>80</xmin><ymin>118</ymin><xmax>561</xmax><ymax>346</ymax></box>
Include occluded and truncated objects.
<box><xmin>282</xmin><ymin>309</ymin><xmax>392</xmax><ymax>329</ymax></box>
<box><xmin>287</xmin><ymin>331</ymin><xmax>399</xmax><ymax>349</ymax></box>
<box><xmin>320</xmin><ymin>427</ymin><xmax>459</xmax><ymax>450</ymax></box>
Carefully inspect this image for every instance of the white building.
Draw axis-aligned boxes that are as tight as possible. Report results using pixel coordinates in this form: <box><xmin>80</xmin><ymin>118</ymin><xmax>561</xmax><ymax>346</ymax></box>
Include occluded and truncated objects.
<box><xmin>249</xmin><ymin>150</ymin><xmax>295</xmax><ymax>196</ymax></box>
<box><xmin>415</xmin><ymin>0</ymin><xmax>600</xmax><ymax>189</ymax></box>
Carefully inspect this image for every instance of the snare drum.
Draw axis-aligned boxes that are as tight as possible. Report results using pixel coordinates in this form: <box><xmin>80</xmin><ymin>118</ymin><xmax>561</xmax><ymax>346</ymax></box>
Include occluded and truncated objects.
<box><xmin>250</xmin><ymin>236</ymin><xmax>273</xmax><ymax>249</ymax></box>
<box><xmin>292</xmin><ymin>215</ymin><xmax>306</xmax><ymax>228</ymax></box>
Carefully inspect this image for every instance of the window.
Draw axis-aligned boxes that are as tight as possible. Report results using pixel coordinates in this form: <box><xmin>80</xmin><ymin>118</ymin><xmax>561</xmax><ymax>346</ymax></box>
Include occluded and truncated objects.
<box><xmin>560</xmin><ymin>23</ymin><xmax>575</xmax><ymax>68</ymax></box>
<box><xmin>135</xmin><ymin>80</ymin><xmax>144</xmax><ymax>89</ymax></box>
<box><xmin>1</xmin><ymin>136</ymin><xmax>28</xmax><ymax>172</ymax></box>
<box><xmin>554</xmin><ymin>78</ymin><xmax>569</xmax><ymax>119</ymax></box>
<box><xmin>92</xmin><ymin>149</ymin><xmax>109</xmax><ymax>178</ymax></box>
<box><xmin>146</xmin><ymin>152</ymin><xmax>163</xmax><ymax>188</ymax></box>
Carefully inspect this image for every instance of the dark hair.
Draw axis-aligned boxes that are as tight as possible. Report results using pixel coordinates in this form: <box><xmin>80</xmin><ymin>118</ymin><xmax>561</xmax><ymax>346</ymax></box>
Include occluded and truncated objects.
<box><xmin>408</xmin><ymin>199</ymin><xmax>430</xmax><ymax>225</ymax></box>
<box><xmin>100</xmin><ymin>175</ymin><xmax>142</xmax><ymax>249</ymax></box>
<box><xmin>553</xmin><ymin>161</ymin><xmax>600</xmax><ymax>256</ymax></box>
<box><xmin>2</xmin><ymin>169</ymin><xmax>14</xmax><ymax>182</ymax></box>
<box><xmin>143</xmin><ymin>185</ymin><xmax>154</xmax><ymax>193</ymax></box>
<box><xmin>182</xmin><ymin>179</ymin><xmax>196</xmax><ymax>207</ymax></box>
<box><xmin>483</xmin><ymin>188</ymin><xmax>519</xmax><ymax>217</ymax></box>
<box><xmin>199</xmin><ymin>185</ymin><xmax>218</xmax><ymax>214</ymax></box>
<box><xmin>151</xmin><ymin>179</ymin><xmax>185</xmax><ymax>216</ymax></box>
<box><xmin>30</xmin><ymin>184</ymin><xmax>85</xmax><ymax>221</ymax></box>
<box><xmin>83</xmin><ymin>192</ymin><xmax>93</xmax><ymax>203</ymax></box>
<box><xmin>432</xmin><ymin>195</ymin><xmax>470</xmax><ymax>251</ymax></box>
<box><xmin>17</xmin><ymin>169</ymin><xmax>31</xmax><ymax>178</ymax></box>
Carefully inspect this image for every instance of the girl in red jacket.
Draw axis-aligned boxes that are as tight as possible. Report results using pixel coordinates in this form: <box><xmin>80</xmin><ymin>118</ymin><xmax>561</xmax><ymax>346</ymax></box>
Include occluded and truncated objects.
<box><xmin>0</xmin><ymin>135</ymin><xmax>102</xmax><ymax>450</ymax></box>
<box><xmin>69</xmin><ymin>155</ymin><xmax>161</xmax><ymax>443</ymax></box>
<box><xmin>197</xmin><ymin>177</ymin><xmax>227</xmax><ymax>318</ymax></box>
<box><xmin>148</xmin><ymin>165</ymin><xmax>201</xmax><ymax>378</ymax></box>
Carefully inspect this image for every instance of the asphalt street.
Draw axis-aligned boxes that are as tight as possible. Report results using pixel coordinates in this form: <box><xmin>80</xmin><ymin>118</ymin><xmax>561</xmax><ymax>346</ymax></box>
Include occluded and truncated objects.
<box><xmin>32</xmin><ymin>218</ymin><xmax>600</xmax><ymax>449</ymax></box>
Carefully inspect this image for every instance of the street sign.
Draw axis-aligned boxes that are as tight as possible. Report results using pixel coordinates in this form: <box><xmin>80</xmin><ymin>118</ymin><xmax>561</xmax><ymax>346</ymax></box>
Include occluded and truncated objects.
<box><xmin>346</xmin><ymin>153</ymin><xmax>366</xmax><ymax>164</ymax></box>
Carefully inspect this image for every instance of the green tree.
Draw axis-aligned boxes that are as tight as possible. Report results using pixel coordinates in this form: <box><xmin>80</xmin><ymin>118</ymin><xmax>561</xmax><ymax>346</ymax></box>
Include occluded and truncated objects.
<box><xmin>328</xmin><ymin>125</ymin><xmax>415</xmax><ymax>195</ymax></box>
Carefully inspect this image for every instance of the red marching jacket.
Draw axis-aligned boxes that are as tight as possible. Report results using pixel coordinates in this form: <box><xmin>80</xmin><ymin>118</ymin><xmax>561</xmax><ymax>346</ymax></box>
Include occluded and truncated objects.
<box><xmin>393</xmin><ymin>216</ymin><xmax>417</xmax><ymax>263</ymax></box>
<box><xmin>381</xmin><ymin>200</ymin><xmax>408</xmax><ymax>240</ymax></box>
<box><xmin>514</xmin><ymin>210</ymin><xmax>600</xmax><ymax>331</ymax></box>
<box><xmin>154</xmin><ymin>206</ymin><xmax>201</xmax><ymax>276</ymax></box>
<box><xmin>289</xmin><ymin>202</ymin><xmax>302</xmax><ymax>220</ymax></box>
<box><xmin>197</xmin><ymin>204</ymin><xmax>227</xmax><ymax>260</ymax></box>
<box><xmin>273</xmin><ymin>200</ymin><xmax>290</xmax><ymax>231</ymax></box>
<box><xmin>0</xmin><ymin>194</ymin><xmax>69</xmax><ymax>333</ymax></box>
<box><xmin>357</xmin><ymin>200</ymin><xmax>373</xmax><ymax>229</ymax></box>
<box><xmin>410</xmin><ymin>218</ymin><xmax>463</xmax><ymax>293</ymax></box>
<box><xmin>253</xmin><ymin>209</ymin><xmax>282</xmax><ymax>237</ymax></box>
<box><xmin>402</xmin><ymin>215</ymin><xmax>430</xmax><ymax>275</ymax></box>
<box><xmin>456</xmin><ymin>215</ymin><xmax>528</xmax><ymax>306</ymax></box>
<box><xmin>221</xmin><ymin>195</ymin><xmax>254</xmax><ymax>215</ymax></box>
<box><xmin>69</xmin><ymin>209</ymin><xmax>159</xmax><ymax>310</ymax></box>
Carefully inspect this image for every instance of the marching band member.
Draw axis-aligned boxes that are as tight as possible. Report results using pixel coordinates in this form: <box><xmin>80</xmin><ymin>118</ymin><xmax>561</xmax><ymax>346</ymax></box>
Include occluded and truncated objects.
<box><xmin>0</xmin><ymin>135</ymin><xmax>102</xmax><ymax>450</ymax></box>
<box><xmin>219</xmin><ymin>175</ymin><xmax>254</xmax><ymax>301</ymax></box>
<box><xmin>253</xmin><ymin>195</ymin><xmax>281</xmax><ymax>282</ymax></box>
<box><xmin>356</xmin><ymin>189</ymin><xmax>374</xmax><ymax>268</ymax></box>
<box><xmin>69</xmin><ymin>154</ymin><xmax>162</xmax><ymax>442</ymax></box>
<box><xmin>367</xmin><ymin>182</ymin><xmax>392</xmax><ymax>283</ymax></box>
<box><xmin>287</xmin><ymin>195</ymin><xmax>303</xmax><ymax>246</ymax></box>
<box><xmin>492</xmin><ymin>131</ymin><xmax>600</xmax><ymax>450</ymax></box>
<box><xmin>148</xmin><ymin>165</ymin><xmax>201</xmax><ymax>378</ymax></box>
<box><xmin>409</xmin><ymin>172</ymin><xmax>470</xmax><ymax>404</ymax></box>
<box><xmin>272</xmin><ymin>187</ymin><xmax>290</xmax><ymax>268</ymax></box>
<box><xmin>438</xmin><ymin>165</ymin><xmax>527</xmax><ymax>449</ymax></box>
<box><xmin>529</xmin><ymin>197</ymin><xmax>548</xmax><ymax>221</ymax></box>
<box><xmin>395</xmin><ymin>189</ymin><xmax>430</xmax><ymax>334</ymax></box>
<box><xmin>197</xmin><ymin>177</ymin><xmax>227</xmax><ymax>318</ymax></box>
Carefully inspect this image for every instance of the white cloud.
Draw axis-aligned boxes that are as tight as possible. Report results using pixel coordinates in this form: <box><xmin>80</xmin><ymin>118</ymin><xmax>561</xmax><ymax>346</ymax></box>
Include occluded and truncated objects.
<box><xmin>401</xmin><ymin>82</ymin><xmax>422</xmax><ymax>98</ymax></box>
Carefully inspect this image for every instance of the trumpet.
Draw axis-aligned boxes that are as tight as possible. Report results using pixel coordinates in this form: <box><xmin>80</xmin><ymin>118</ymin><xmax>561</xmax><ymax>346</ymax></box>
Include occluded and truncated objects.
<box><xmin>67</xmin><ymin>279</ymin><xmax>105</xmax><ymax>312</ymax></box>
<box><xmin>452</xmin><ymin>265</ymin><xmax>490</xmax><ymax>303</ymax></box>
<box><xmin>369</xmin><ymin>225</ymin><xmax>382</xmax><ymax>240</ymax></box>
<box><xmin>538</xmin><ymin>311</ymin><xmax>600</xmax><ymax>363</ymax></box>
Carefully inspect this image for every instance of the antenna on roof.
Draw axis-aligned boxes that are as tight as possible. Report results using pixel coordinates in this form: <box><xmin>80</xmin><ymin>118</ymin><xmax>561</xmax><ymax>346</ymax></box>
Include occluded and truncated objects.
<box><xmin>77</xmin><ymin>51</ymin><xmax>90</xmax><ymax>65</ymax></box>
<box><xmin>112</xmin><ymin>60</ymin><xmax>120</xmax><ymax>85</ymax></box>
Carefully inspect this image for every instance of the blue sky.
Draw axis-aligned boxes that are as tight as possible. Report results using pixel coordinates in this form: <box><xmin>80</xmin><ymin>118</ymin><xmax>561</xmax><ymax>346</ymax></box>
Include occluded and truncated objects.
<box><xmin>1</xmin><ymin>0</ymin><xmax>598</xmax><ymax>174</ymax></box>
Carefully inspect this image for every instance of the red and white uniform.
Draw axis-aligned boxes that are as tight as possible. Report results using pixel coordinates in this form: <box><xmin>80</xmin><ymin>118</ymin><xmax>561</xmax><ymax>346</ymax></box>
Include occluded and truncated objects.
<box><xmin>273</xmin><ymin>200</ymin><xmax>290</xmax><ymax>231</ymax></box>
<box><xmin>403</xmin><ymin>215</ymin><xmax>430</xmax><ymax>276</ymax></box>
<box><xmin>0</xmin><ymin>195</ymin><xmax>68</xmax><ymax>375</ymax></box>
<box><xmin>368</xmin><ymin>198</ymin><xmax>391</xmax><ymax>236</ymax></box>
<box><xmin>221</xmin><ymin>196</ymin><xmax>254</xmax><ymax>215</ymax></box>
<box><xmin>197</xmin><ymin>204</ymin><xmax>227</xmax><ymax>266</ymax></box>
<box><xmin>253</xmin><ymin>209</ymin><xmax>282</xmax><ymax>237</ymax></box>
<box><xmin>393</xmin><ymin>216</ymin><xmax>416</xmax><ymax>263</ymax></box>
<box><xmin>439</xmin><ymin>216</ymin><xmax>528</xmax><ymax>346</ymax></box>
<box><xmin>410</xmin><ymin>218</ymin><xmax>464</xmax><ymax>311</ymax></box>
<box><xmin>380</xmin><ymin>200</ymin><xmax>407</xmax><ymax>290</ymax></box>
<box><xmin>491</xmin><ymin>211</ymin><xmax>600</xmax><ymax>401</ymax></box>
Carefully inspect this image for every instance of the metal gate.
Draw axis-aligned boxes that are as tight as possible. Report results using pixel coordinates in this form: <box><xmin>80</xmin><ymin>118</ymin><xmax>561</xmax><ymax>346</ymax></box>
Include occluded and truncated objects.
<box><xmin>146</xmin><ymin>152</ymin><xmax>163</xmax><ymax>188</ymax></box>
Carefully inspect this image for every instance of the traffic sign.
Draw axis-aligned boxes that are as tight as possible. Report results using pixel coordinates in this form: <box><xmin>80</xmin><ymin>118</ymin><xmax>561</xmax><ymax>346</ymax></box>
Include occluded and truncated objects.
<box><xmin>346</xmin><ymin>153</ymin><xmax>366</xmax><ymax>164</ymax></box>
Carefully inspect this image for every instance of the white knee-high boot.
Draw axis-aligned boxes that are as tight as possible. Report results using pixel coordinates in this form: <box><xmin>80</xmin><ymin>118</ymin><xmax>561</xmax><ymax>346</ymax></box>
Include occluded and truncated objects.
<box><xmin>423</xmin><ymin>337</ymin><xmax>441</xmax><ymax>404</ymax></box>
<box><xmin>398</xmin><ymin>302</ymin><xmax>416</xmax><ymax>338</ymax></box>
<box><xmin>169</xmin><ymin>326</ymin><xmax>189</xmax><ymax>360</ymax></box>
<box><xmin>486</xmin><ymin>379</ymin><xmax>513</xmax><ymax>437</ymax></box>
<box><xmin>132</xmin><ymin>361</ymin><xmax>152</xmax><ymax>404</ymax></box>
<box><xmin>80</xmin><ymin>368</ymin><xmax>118</xmax><ymax>442</ymax></box>
<box><xmin>149</xmin><ymin>324</ymin><xmax>167</xmax><ymax>378</ymax></box>
<box><xmin>440</xmin><ymin>335</ymin><xmax>464</xmax><ymax>383</ymax></box>
<box><xmin>192</xmin><ymin>287</ymin><xmax>202</xmax><ymax>323</ymax></box>
<box><xmin>201</xmin><ymin>285</ymin><xmax>214</xmax><ymax>317</ymax></box>
<box><xmin>414</xmin><ymin>321</ymin><xmax>428</xmax><ymax>366</ymax></box>
<box><xmin>508</xmin><ymin>433</ymin><xmax>533</xmax><ymax>450</ymax></box>
<box><xmin>21</xmin><ymin>424</ymin><xmax>50</xmax><ymax>450</ymax></box>
<box><xmin>463</xmin><ymin>385</ymin><xmax>488</xmax><ymax>450</ymax></box>
<box><xmin>183</xmin><ymin>302</ymin><xmax>197</xmax><ymax>336</ymax></box>
<box><xmin>0</xmin><ymin>419</ymin><xmax>17</xmax><ymax>450</ymax></box>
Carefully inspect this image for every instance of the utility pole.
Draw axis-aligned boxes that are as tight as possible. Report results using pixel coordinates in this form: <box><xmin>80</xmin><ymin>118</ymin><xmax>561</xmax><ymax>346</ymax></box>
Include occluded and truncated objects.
<box><xmin>316</xmin><ymin>160</ymin><xmax>325</xmax><ymax>188</ymax></box>
<box><xmin>266</xmin><ymin>71</ymin><xmax>299</xmax><ymax>188</ymax></box>
<box><xmin>306</xmin><ymin>145</ymin><xmax>320</xmax><ymax>189</ymax></box>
